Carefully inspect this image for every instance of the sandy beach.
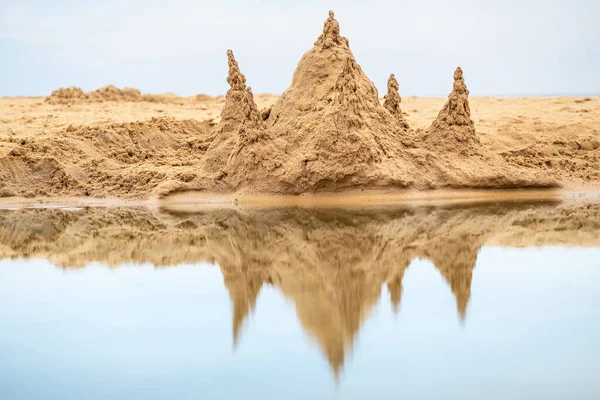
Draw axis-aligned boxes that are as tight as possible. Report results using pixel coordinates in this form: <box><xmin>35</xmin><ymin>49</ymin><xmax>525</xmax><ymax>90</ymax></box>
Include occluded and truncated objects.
<box><xmin>1</xmin><ymin>93</ymin><xmax>598</xmax><ymax>200</ymax></box>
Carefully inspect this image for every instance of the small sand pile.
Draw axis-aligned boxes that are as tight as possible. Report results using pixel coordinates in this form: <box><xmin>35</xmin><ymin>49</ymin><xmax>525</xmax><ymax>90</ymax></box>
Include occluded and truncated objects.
<box><xmin>46</xmin><ymin>87</ymin><xmax>88</xmax><ymax>102</ymax></box>
<box><xmin>91</xmin><ymin>85</ymin><xmax>144</xmax><ymax>102</ymax></box>
<box><xmin>46</xmin><ymin>85</ymin><xmax>142</xmax><ymax>104</ymax></box>
<box><xmin>501</xmin><ymin>136</ymin><xmax>600</xmax><ymax>182</ymax></box>
<box><xmin>422</xmin><ymin>67</ymin><xmax>480</xmax><ymax>151</ymax></box>
<box><xmin>383</xmin><ymin>74</ymin><xmax>409</xmax><ymax>129</ymax></box>
<box><xmin>45</xmin><ymin>85</ymin><xmax>184</xmax><ymax>104</ymax></box>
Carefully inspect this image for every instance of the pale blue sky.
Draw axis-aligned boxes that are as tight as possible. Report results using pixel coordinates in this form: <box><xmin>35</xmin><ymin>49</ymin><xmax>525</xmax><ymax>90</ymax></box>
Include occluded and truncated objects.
<box><xmin>1</xmin><ymin>0</ymin><xmax>599</xmax><ymax>97</ymax></box>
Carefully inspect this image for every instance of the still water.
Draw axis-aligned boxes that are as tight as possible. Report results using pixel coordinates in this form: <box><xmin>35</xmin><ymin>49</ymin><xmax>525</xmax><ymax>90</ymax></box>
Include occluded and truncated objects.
<box><xmin>0</xmin><ymin>202</ymin><xmax>599</xmax><ymax>399</ymax></box>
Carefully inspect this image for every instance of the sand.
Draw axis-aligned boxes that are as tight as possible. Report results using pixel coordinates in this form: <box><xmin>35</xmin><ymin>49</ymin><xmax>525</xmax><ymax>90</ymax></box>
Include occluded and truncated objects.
<box><xmin>0</xmin><ymin>11</ymin><xmax>598</xmax><ymax>199</ymax></box>
<box><xmin>1</xmin><ymin>92</ymin><xmax>598</xmax><ymax>199</ymax></box>
<box><xmin>0</xmin><ymin>201</ymin><xmax>598</xmax><ymax>374</ymax></box>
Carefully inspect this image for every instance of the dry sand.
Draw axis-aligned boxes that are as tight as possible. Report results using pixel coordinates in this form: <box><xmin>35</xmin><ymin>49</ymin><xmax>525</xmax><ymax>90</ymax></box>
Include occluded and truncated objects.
<box><xmin>2</xmin><ymin>92</ymin><xmax>598</xmax><ymax>200</ymax></box>
<box><xmin>0</xmin><ymin>11</ymin><xmax>598</xmax><ymax>200</ymax></box>
<box><xmin>1</xmin><ymin>92</ymin><xmax>598</xmax><ymax>200</ymax></box>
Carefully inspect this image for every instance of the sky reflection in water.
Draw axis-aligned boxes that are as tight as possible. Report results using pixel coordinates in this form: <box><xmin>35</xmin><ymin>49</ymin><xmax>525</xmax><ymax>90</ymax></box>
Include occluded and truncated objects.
<box><xmin>0</xmin><ymin>203</ymin><xmax>599</xmax><ymax>399</ymax></box>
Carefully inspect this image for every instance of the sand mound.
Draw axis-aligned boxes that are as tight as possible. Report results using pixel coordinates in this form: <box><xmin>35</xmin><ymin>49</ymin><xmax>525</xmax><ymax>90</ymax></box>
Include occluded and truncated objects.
<box><xmin>501</xmin><ymin>136</ymin><xmax>600</xmax><ymax>182</ymax></box>
<box><xmin>90</xmin><ymin>85</ymin><xmax>144</xmax><ymax>102</ymax></box>
<box><xmin>45</xmin><ymin>85</ymin><xmax>186</xmax><ymax>104</ymax></box>
<box><xmin>0</xmin><ymin>118</ymin><xmax>214</xmax><ymax>198</ymax></box>
<box><xmin>46</xmin><ymin>85</ymin><xmax>142</xmax><ymax>104</ymax></box>
<box><xmin>252</xmin><ymin>11</ymin><xmax>416</xmax><ymax>192</ymax></box>
<box><xmin>46</xmin><ymin>86</ymin><xmax>88</xmax><ymax>102</ymax></box>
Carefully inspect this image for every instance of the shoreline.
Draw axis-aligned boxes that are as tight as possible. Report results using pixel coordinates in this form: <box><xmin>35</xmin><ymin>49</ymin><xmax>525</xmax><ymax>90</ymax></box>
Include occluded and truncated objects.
<box><xmin>1</xmin><ymin>188</ymin><xmax>599</xmax><ymax>210</ymax></box>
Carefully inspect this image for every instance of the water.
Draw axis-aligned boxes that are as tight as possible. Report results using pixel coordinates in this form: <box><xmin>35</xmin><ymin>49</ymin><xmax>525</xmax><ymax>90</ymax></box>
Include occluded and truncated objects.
<box><xmin>0</xmin><ymin>202</ymin><xmax>599</xmax><ymax>399</ymax></box>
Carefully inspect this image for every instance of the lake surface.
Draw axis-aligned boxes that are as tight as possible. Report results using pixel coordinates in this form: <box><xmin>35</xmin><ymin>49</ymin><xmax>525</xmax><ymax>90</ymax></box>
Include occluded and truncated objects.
<box><xmin>0</xmin><ymin>201</ymin><xmax>599</xmax><ymax>399</ymax></box>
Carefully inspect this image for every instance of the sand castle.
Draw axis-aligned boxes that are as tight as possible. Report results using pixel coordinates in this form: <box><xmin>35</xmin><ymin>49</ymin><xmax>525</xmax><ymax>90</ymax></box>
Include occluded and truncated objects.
<box><xmin>195</xmin><ymin>10</ymin><xmax>557</xmax><ymax>196</ymax></box>
<box><xmin>2</xmin><ymin>10</ymin><xmax>584</xmax><ymax>200</ymax></box>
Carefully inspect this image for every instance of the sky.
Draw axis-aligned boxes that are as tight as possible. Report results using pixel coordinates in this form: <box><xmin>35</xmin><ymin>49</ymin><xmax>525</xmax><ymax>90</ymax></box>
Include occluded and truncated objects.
<box><xmin>1</xmin><ymin>0</ymin><xmax>599</xmax><ymax>97</ymax></box>
<box><xmin>1</xmin><ymin>247</ymin><xmax>600</xmax><ymax>399</ymax></box>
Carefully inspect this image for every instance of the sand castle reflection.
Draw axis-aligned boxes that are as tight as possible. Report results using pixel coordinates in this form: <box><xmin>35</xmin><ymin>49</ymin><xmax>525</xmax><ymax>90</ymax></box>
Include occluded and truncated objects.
<box><xmin>1</xmin><ymin>202</ymin><xmax>599</xmax><ymax>375</ymax></box>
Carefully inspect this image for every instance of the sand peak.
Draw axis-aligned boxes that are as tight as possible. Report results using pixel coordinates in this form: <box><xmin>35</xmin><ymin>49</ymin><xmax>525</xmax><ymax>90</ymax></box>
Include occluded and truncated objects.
<box><xmin>226</xmin><ymin>49</ymin><xmax>247</xmax><ymax>92</ymax></box>
<box><xmin>315</xmin><ymin>10</ymin><xmax>349</xmax><ymax>49</ymax></box>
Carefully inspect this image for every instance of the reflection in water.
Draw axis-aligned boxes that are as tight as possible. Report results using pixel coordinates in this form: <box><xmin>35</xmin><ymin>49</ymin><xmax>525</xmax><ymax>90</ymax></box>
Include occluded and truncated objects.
<box><xmin>0</xmin><ymin>201</ymin><xmax>599</xmax><ymax>377</ymax></box>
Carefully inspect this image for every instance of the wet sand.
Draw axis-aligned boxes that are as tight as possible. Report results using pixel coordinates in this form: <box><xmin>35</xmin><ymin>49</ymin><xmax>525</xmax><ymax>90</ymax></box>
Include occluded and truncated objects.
<box><xmin>1</xmin><ymin>188</ymin><xmax>599</xmax><ymax>211</ymax></box>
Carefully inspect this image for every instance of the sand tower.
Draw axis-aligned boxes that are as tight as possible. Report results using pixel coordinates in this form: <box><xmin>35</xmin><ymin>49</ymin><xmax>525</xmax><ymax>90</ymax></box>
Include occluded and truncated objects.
<box><xmin>422</xmin><ymin>67</ymin><xmax>480</xmax><ymax>150</ymax></box>
<box><xmin>202</xmin><ymin>50</ymin><xmax>278</xmax><ymax>186</ymax></box>
<box><xmin>383</xmin><ymin>73</ymin><xmax>409</xmax><ymax>129</ymax></box>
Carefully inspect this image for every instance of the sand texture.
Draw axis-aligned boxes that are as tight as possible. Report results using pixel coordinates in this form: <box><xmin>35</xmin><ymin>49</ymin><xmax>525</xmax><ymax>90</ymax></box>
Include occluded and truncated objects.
<box><xmin>0</xmin><ymin>201</ymin><xmax>598</xmax><ymax>374</ymax></box>
<box><xmin>1</xmin><ymin>11</ymin><xmax>598</xmax><ymax>199</ymax></box>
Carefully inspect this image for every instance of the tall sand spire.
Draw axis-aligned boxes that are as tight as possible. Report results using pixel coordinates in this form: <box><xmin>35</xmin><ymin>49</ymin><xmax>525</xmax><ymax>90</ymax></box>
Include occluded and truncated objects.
<box><xmin>202</xmin><ymin>49</ymin><xmax>282</xmax><ymax>188</ymax></box>
<box><xmin>219</xmin><ymin>49</ymin><xmax>250</xmax><ymax>132</ymax></box>
<box><xmin>226</xmin><ymin>49</ymin><xmax>246</xmax><ymax>91</ymax></box>
<box><xmin>383</xmin><ymin>73</ymin><xmax>409</xmax><ymax>129</ymax></box>
<box><xmin>219</xmin><ymin>50</ymin><xmax>265</xmax><ymax>138</ymax></box>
